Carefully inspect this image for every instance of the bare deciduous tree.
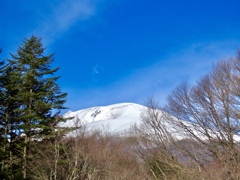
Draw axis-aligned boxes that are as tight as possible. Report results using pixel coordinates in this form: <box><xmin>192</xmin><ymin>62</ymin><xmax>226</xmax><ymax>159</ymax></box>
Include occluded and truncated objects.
<box><xmin>133</xmin><ymin>99</ymin><xmax>194</xmax><ymax>179</ymax></box>
<box><xmin>164</xmin><ymin>55</ymin><xmax>240</xmax><ymax>179</ymax></box>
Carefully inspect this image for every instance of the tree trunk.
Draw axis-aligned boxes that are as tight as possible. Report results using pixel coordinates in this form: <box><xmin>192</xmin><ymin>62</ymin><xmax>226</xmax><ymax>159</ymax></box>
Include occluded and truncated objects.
<box><xmin>23</xmin><ymin>136</ymin><xmax>28</xmax><ymax>179</ymax></box>
<box><xmin>23</xmin><ymin>88</ymin><xmax>33</xmax><ymax>179</ymax></box>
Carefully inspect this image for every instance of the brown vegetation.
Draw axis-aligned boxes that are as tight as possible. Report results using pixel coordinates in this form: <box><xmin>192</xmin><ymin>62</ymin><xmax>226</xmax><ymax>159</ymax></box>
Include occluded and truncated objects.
<box><xmin>27</xmin><ymin>128</ymin><xmax>149</xmax><ymax>180</ymax></box>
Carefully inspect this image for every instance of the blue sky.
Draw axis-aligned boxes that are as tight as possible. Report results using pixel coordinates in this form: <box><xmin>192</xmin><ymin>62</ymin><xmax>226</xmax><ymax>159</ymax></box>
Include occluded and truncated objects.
<box><xmin>0</xmin><ymin>0</ymin><xmax>240</xmax><ymax>111</ymax></box>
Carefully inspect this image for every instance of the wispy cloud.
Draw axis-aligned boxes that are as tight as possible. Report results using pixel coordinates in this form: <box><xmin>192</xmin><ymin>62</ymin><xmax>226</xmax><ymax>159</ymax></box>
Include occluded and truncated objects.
<box><xmin>65</xmin><ymin>40</ymin><xmax>240</xmax><ymax>110</ymax></box>
<box><xmin>35</xmin><ymin>0</ymin><xmax>99</xmax><ymax>44</ymax></box>
<box><xmin>92</xmin><ymin>64</ymin><xmax>105</xmax><ymax>82</ymax></box>
<box><xmin>0</xmin><ymin>0</ymin><xmax>103</xmax><ymax>53</ymax></box>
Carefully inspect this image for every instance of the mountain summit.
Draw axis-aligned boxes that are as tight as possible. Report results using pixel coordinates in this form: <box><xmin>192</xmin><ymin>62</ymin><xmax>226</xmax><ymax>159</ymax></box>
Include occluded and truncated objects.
<box><xmin>60</xmin><ymin>103</ymin><xmax>147</xmax><ymax>135</ymax></box>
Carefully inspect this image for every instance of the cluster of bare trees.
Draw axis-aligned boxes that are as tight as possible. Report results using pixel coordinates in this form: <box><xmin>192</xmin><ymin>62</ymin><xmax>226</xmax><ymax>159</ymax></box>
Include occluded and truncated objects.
<box><xmin>26</xmin><ymin>126</ymin><xmax>149</xmax><ymax>180</ymax></box>
<box><xmin>133</xmin><ymin>51</ymin><xmax>240</xmax><ymax>179</ymax></box>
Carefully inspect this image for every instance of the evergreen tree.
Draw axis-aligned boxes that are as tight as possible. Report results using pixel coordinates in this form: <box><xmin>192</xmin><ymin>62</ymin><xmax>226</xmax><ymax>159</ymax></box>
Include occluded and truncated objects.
<box><xmin>0</xmin><ymin>49</ymin><xmax>21</xmax><ymax>179</ymax></box>
<box><xmin>9</xmin><ymin>36</ymin><xmax>67</xmax><ymax>179</ymax></box>
<box><xmin>0</xmin><ymin>58</ymin><xmax>23</xmax><ymax>179</ymax></box>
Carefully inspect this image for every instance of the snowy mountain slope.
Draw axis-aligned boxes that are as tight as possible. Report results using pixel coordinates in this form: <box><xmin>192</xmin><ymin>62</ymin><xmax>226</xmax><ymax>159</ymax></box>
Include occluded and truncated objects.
<box><xmin>59</xmin><ymin>103</ymin><xmax>147</xmax><ymax>135</ymax></box>
<box><xmin>59</xmin><ymin>103</ymin><xmax>240</xmax><ymax>141</ymax></box>
<box><xmin>59</xmin><ymin>102</ymin><xmax>199</xmax><ymax>138</ymax></box>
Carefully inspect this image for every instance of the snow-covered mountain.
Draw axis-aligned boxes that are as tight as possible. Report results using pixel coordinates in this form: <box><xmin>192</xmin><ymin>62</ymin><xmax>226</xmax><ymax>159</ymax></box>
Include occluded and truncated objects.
<box><xmin>59</xmin><ymin>103</ymin><xmax>240</xmax><ymax>141</ymax></box>
<box><xmin>60</xmin><ymin>103</ymin><xmax>147</xmax><ymax>135</ymax></box>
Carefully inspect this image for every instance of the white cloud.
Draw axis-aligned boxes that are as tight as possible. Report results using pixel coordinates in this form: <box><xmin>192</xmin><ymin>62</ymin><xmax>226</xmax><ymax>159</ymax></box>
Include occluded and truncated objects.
<box><xmin>36</xmin><ymin>0</ymin><xmax>99</xmax><ymax>44</ymax></box>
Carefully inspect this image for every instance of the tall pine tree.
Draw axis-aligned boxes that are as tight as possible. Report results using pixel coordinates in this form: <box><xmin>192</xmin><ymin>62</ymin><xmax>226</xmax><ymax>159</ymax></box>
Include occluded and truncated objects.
<box><xmin>9</xmin><ymin>36</ymin><xmax>67</xmax><ymax>179</ymax></box>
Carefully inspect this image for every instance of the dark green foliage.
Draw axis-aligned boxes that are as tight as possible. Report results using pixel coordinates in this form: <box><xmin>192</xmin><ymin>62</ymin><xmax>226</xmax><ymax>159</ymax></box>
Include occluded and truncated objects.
<box><xmin>0</xmin><ymin>36</ymin><xmax>67</xmax><ymax>179</ymax></box>
<box><xmin>11</xmin><ymin>36</ymin><xmax>67</xmax><ymax>138</ymax></box>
